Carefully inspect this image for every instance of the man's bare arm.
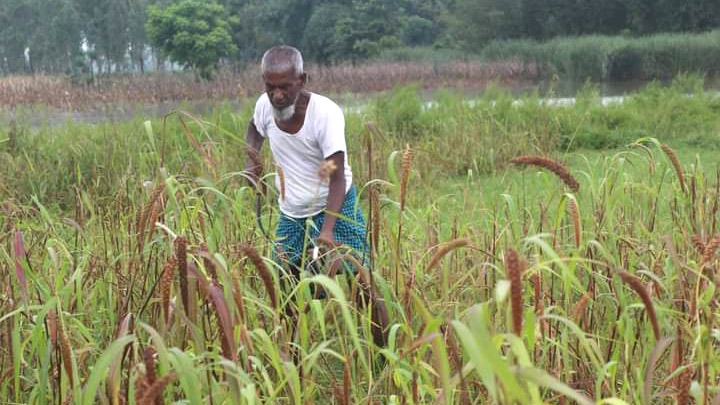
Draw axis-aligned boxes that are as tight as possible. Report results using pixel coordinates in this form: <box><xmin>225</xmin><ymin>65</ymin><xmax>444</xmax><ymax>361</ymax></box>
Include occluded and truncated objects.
<box><xmin>318</xmin><ymin>151</ymin><xmax>346</xmax><ymax>246</ymax></box>
<box><xmin>245</xmin><ymin>119</ymin><xmax>265</xmax><ymax>190</ymax></box>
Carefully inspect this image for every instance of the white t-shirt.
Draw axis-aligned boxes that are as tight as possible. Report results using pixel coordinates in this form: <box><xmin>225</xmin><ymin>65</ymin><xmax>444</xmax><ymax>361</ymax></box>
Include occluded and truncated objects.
<box><xmin>252</xmin><ymin>92</ymin><xmax>353</xmax><ymax>218</ymax></box>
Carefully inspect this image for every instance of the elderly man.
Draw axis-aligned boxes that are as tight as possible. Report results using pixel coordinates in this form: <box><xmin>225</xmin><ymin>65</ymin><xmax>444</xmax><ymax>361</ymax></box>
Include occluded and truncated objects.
<box><xmin>244</xmin><ymin>45</ymin><xmax>368</xmax><ymax>278</ymax></box>
<box><xmin>244</xmin><ymin>45</ymin><xmax>387</xmax><ymax>347</ymax></box>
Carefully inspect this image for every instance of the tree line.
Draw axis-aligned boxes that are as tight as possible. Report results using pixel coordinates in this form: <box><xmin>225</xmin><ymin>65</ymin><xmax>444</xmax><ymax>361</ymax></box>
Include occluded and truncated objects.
<box><xmin>1</xmin><ymin>0</ymin><xmax>718</xmax><ymax>77</ymax></box>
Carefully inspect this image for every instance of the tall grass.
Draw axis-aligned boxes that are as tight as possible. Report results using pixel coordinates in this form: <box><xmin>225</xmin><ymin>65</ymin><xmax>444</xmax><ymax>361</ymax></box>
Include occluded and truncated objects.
<box><xmin>1</xmin><ymin>76</ymin><xmax>720</xmax><ymax>403</ymax></box>
<box><xmin>482</xmin><ymin>30</ymin><xmax>720</xmax><ymax>81</ymax></box>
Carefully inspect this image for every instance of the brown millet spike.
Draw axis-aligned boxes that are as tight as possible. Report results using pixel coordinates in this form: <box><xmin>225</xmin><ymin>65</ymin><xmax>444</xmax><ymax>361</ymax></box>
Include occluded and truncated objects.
<box><xmin>58</xmin><ymin>316</ymin><xmax>74</xmax><ymax>385</ymax></box>
<box><xmin>160</xmin><ymin>257</ymin><xmax>176</xmax><ymax>325</ymax></box>
<box><xmin>207</xmin><ymin>281</ymin><xmax>237</xmax><ymax>361</ymax></box>
<box><xmin>138</xmin><ymin>184</ymin><xmax>165</xmax><ymax>245</ymax></box>
<box><xmin>134</xmin><ymin>369</ymin><xmax>147</xmax><ymax>405</ymax></box>
<box><xmin>199</xmin><ymin>243</ymin><xmax>218</xmax><ymax>281</ymax></box>
<box><xmin>531</xmin><ymin>274</ymin><xmax>543</xmax><ymax>315</ymax></box>
<box><xmin>691</xmin><ymin>234</ymin><xmax>706</xmax><ymax>253</ymax></box>
<box><xmin>619</xmin><ymin>271</ymin><xmax>660</xmax><ymax>340</ymax></box>
<box><xmin>670</xmin><ymin>324</ymin><xmax>683</xmax><ymax>389</ymax></box>
<box><xmin>424</xmin><ymin>238</ymin><xmax>469</xmax><ymax>273</ymax></box>
<box><xmin>506</xmin><ymin>248</ymin><xmax>525</xmax><ymax>336</ymax></box>
<box><xmin>240</xmin><ymin>244</ymin><xmax>278</xmax><ymax>310</ymax></box>
<box><xmin>574</xmin><ymin>294</ymin><xmax>591</xmax><ymax>329</ymax></box>
<box><xmin>676</xmin><ymin>368</ymin><xmax>692</xmax><ymax>405</ymax></box>
<box><xmin>143</xmin><ymin>346</ymin><xmax>157</xmax><ymax>387</ymax></box>
<box><xmin>231</xmin><ymin>271</ymin><xmax>247</xmax><ymax>324</ymax></box>
<box><xmin>342</xmin><ymin>357</ymin><xmax>351</xmax><ymax>405</ymax></box>
<box><xmin>568</xmin><ymin>197</ymin><xmax>581</xmax><ymax>249</ymax></box>
<box><xmin>400</xmin><ymin>144</ymin><xmax>412</xmax><ymax>211</ymax></box>
<box><xmin>331</xmin><ymin>379</ymin><xmax>344</xmax><ymax>405</ymax></box>
<box><xmin>510</xmin><ymin>155</ymin><xmax>580</xmax><ymax>192</ymax></box>
<box><xmin>47</xmin><ymin>309</ymin><xmax>58</xmax><ymax>348</ymax></box>
<box><xmin>139</xmin><ymin>373</ymin><xmax>176</xmax><ymax>405</ymax></box>
<box><xmin>146</xmin><ymin>193</ymin><xmax>165</xmax><ymax>241</ymax></box>
<box><xmin>175</xmin><ymin>236</ymin><xmax>189</xmax><ymax>313</ymax></box>
<box><xmin>702</xmin><ymin>235</ymin><xmax>720</xmax><ymax>266</ymax></box>
<box><xmin>660</xmin><ymin>143</ymin><xmax>686</xmax><ymax>193</ymax></box>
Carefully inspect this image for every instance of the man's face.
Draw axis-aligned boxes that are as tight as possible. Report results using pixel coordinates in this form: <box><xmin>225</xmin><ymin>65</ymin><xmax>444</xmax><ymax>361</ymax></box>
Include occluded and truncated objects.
<box><xmin>263</xmin><ymin>67</ymin><xmax>305</xmax><ymax>119</ymax></box>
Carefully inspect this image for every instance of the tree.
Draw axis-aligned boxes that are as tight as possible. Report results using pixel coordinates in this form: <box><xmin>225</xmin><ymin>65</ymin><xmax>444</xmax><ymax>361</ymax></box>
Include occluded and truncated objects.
<box><xmin>128</xmin><ymin>0</ymin><xmax>149</xmax><ymax>73</ymax></box>
<box><xmin>448</xmin><ymin>0</ymin><xmax>523</xmax><ymax>51</ymax></box>
<box><xmin>146</xmin><ymin>0</ymin><xmax>236</xmax><ymax>79</ymax></box>
<box><xmin>302</xmin><ymin>3</ymin><xmax>352</xmax><ymax>64</ymax></box>
<box><xmin>332</xmin><ymin>0</ymin><xmax>403</xmax><ymax>60</ymax></box>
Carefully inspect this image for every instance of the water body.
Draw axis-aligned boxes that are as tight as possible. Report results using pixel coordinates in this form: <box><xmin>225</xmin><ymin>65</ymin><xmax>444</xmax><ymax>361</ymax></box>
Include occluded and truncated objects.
<box><xmin>4</xmin><ymin>77</ymin><xmax>720</xmax><ymax>129</ymax></box>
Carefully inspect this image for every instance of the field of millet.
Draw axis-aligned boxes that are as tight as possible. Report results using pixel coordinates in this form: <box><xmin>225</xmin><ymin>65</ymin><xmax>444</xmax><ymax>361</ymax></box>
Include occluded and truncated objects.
<box><xmin>1</xmin><ymin>75</ymin><xmax>720</xmax><ymax>404</ymax></box>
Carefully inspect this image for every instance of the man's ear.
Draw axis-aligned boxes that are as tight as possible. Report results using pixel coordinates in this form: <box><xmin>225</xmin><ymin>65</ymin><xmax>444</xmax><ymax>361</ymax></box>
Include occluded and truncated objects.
<box><xmin>300</xmin><ymin>72</ymin><xmax>308</xmax><ymax>85</ymax></box>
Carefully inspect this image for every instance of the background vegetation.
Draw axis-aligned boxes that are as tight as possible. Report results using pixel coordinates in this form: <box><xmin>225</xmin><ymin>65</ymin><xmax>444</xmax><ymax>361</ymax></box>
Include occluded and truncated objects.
<box><xmin>481</xmin><ymin>31</ymin><xmax>720</xmax><ymax>82</ymax></box>
<box><xmin>1</xmin><ymin>0</ymin><xmax>718</xmax><ymax>81</ymax></box>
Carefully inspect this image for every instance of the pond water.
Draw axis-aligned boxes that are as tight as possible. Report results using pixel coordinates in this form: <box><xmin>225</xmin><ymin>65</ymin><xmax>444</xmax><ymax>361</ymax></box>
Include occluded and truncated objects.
<box><xmin>3</xmin><ymin>76</ymin><xmax>719</xmax><ymax>129</ymax></box>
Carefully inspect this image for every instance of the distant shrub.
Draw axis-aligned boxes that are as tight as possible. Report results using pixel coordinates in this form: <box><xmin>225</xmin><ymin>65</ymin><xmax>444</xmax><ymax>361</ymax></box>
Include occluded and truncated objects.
<box><xmin>483</xmin><ymin>30</ymin><xmax>720</xmax><ymax>81</ymax></box>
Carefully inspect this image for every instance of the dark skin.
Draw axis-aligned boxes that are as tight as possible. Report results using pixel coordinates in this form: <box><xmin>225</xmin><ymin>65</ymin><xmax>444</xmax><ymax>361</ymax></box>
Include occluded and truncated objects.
<box><xmin>244</xmin><ymin>65</ymin><xmax>345</xmax><ymax>248</ymax></box>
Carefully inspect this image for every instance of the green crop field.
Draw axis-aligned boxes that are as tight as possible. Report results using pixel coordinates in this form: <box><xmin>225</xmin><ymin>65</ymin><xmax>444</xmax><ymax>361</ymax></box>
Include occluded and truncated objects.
<box><xmin>1</xmin><ymin>74</ymin><xmax>720</xmax><ymax>404</ymax></box>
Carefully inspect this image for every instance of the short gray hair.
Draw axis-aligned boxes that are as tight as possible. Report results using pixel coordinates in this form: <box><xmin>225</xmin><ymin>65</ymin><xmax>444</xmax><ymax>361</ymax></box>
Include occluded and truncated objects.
<box><xmin>261</xmin><ymin>46</ymin><xmax>304</xmax><ymax>75</ymax></box>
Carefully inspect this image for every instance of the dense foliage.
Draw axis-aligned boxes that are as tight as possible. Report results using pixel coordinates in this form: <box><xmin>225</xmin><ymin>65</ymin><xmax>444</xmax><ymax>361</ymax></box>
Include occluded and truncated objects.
<box><xmin>0</xmin><ymin>0</ymin><xmax>718</xmax><ymax>76</ymax></box>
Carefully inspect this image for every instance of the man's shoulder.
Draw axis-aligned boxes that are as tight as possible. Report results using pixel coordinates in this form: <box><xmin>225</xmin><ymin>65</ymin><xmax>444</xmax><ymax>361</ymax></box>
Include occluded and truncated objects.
<box><xmin>254</xmin><ymin>93</ymin><xmax>270</xmax><ymax>109</ymax></box>
<box><xmin>309</xmin><ymin>93</ymin><xmax>343</xmax><ymax>117</ymax></box>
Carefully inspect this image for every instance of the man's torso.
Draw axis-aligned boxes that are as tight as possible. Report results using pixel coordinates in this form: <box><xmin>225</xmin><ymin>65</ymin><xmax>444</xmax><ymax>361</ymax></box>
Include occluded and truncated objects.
<box><xmin>253</xmin><ymin>92</ymin><xmax>353</xmax><ymax>218</ymax></box>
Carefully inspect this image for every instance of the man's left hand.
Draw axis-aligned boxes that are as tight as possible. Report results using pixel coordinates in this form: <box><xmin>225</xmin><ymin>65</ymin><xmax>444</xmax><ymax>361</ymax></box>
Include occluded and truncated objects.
<box><xmin>316</xmin><ymin>231</ymin><xmax>337</xmax><ymax>249</ymax></box>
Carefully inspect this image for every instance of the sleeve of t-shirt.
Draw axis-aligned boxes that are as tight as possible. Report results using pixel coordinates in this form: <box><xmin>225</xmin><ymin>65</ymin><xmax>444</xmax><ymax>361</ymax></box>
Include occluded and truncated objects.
<box><xmin>317</xmin><ymin>100</ymin><xmax>347</xmax><ymax>159</ymax></box>
<box><xmin>252</xmin><ymin>95</ymin><xmax>268</xmax><ymax>138</ymax></box>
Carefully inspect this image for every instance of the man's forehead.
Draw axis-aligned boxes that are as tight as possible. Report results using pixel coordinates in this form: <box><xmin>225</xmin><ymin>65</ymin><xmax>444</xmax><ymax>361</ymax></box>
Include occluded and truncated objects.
<box><xmin>263</xmin><ymin>68</ymin><xmax>301</xmax><ymax>82</ymax></box>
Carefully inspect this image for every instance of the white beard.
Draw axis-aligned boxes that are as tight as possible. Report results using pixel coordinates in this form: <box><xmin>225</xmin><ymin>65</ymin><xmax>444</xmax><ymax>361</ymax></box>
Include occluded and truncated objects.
<box><xmin>272</xmin><ymin>103</ymin><xmax>295</xmax><ymax>122</ymax></box>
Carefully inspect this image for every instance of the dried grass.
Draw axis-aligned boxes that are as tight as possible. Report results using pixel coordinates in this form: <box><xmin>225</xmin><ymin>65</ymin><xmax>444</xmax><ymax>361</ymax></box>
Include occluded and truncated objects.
<box><xmin>0</xmin><ymin>61</ymin><xmax>535</xmax><ymax>110</ymax></box>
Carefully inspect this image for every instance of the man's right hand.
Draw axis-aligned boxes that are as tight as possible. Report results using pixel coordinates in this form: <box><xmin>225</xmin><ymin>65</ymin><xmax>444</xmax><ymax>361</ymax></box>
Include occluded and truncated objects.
<box><xmin>245</xmin><ymin>118</ymin><xmax>266</xmax><ymax>194</ymax></box>
<box><xmin>245</xmin><ymin>147</ymin><xmax>264</xmax><ymax>193</ymax></box>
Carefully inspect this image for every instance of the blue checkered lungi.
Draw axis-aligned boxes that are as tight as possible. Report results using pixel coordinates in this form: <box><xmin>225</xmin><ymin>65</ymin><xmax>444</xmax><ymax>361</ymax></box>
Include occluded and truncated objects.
<box><xmin>274</xmin><ymin>185</ymin><xmax>368</xmax><ymax>273</ymax></box>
